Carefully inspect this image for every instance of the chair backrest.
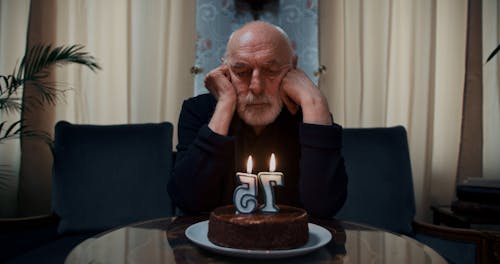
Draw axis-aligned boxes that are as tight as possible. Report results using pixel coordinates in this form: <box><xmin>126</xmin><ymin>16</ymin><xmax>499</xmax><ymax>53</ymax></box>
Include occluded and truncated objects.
<box><xmin>337</xmin><ymin>126</ymin><xmax>416</xmax><ymax>235</ymax></box>
<box><xmin>52</xmin><ymin>121</ymin><xmax>175</xmax><ymax>234</ymax></box>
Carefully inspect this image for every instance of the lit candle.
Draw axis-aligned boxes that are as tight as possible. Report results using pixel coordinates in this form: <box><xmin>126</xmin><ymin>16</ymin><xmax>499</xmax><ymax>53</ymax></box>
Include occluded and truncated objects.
<box><xmin>258</xmin><ymin>153</ymin><xmax>284</xmax><ymax>213</ymax></box>
<box><xmin>233</xmin><ymin>155</ymin><xmax>258</xmax><ymax>214</ymax></box>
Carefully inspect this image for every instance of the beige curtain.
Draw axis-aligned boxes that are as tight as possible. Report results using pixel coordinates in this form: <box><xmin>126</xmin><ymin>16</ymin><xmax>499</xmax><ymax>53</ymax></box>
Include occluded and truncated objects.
<box><xmin>319</xmin><ymin>0</ymin><xmax>468</xmax><ymax>221</ymax></box>
<box><xmin>483</xmin><ymin>0</ymin><xmax>500</xmax><ymax>179</ymax></box>
<box><xmin>457</xmin><ymin>0</ymin><xmax>482</xmax><ymax>184</ymax></box>
<box><xmin>0</xmin><ymin>0</ymin><xmax>30</xmax><ymax>217</ymax></box>
<box><xmin>53</xmin><ymin>0</ymin><xmax>195</xmax><ymax>135</ymax></box>
<box><xmin>16</xmin><ymin>0</ymin><xmax>196</xmax><ymax>216</ymax></box>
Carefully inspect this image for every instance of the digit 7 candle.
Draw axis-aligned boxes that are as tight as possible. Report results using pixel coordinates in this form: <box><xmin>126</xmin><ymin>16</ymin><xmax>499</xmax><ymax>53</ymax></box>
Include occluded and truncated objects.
<box><xmin>258</xmin><ymin>153</ymin><xmax>284</xmax><ymax>213</ymax></box>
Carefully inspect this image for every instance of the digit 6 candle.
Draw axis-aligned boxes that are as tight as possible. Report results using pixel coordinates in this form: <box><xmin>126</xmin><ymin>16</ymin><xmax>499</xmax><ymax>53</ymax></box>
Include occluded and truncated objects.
<box><xmin>233</xmin><ymin>155</ymin><xmax>258</xmax><ymax>214</ymax></box>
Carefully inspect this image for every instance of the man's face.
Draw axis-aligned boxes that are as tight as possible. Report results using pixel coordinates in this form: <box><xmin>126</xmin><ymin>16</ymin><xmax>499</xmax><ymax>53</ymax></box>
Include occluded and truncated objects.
<box><xmin>226</xmin><ymin>31</ymin><xmax>292</xmax><ymax>128</ymax></box>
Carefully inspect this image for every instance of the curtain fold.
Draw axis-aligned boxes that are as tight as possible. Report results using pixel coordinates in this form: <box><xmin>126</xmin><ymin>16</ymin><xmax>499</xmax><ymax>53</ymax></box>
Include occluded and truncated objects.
<box><xmin>483</xmin><ymin>0</ymin><xmax>500</xmax><ymax>179</ymax></box>
<box><xmin>0</xmin><ymin>0</ymin><xmax>30</xmax><ymax>217</ymax></box>
<box><xmin>456</xmin><ymin>0</ymin><xmax>483</xmax><ymax>184</ymax></box>
<box><xmin>319</xmin><ymin>0</ymin><xmax>468</xmax><ymax>221</ymax></box>
<box><xmin>18</xmin><ymin>0</ymin><xmax>57</xmax><ymax>216</ymax></box>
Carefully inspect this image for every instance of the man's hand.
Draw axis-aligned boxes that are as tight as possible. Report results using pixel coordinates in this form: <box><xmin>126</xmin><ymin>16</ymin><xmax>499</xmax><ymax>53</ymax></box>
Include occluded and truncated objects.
<box><xmin>280</xmin><ymin>69</ymin><xmax>332</xmax><ymax>125</ymax></box>
<box><xmin>204</xmin><ymin>65</ymin><xmax>237</xmax><ymax>135</ymax></box>
<box><xmin>204</xmin><ymin>65</ymin><xmax>237</xmax><ymax>105</ymax></box>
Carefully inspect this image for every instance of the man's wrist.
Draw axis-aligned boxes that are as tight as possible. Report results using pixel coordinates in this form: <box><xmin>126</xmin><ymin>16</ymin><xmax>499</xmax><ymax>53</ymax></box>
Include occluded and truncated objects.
<box><xmin>208</xmin><ymin>99</ymin><xmax>236</xmax><ymax>136</ymax></box>
<box><xmin>301</xmin><ymin>96</ymin><xmax>332</xmax><ymax>125</ymax></box>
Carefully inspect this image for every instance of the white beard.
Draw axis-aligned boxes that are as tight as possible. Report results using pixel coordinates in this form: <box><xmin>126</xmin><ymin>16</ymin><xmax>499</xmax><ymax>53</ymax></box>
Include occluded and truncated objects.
<box><xmin>237</xmin><ymin>93</ymin><xmax>283</xmax><ymax>127</ymax></box>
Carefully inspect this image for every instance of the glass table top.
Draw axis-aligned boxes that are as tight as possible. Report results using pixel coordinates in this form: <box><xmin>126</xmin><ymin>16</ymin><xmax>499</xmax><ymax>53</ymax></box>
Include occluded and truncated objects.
<box><xmin>65</xmin><ymin>216</ymin><xmax>447</xmax><ymax>264</ymax></box>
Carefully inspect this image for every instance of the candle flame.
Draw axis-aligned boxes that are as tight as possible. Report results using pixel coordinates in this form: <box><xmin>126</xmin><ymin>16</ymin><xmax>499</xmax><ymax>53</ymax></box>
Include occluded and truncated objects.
<box><xmin>270</xmin><ymin>153</ymin><xmax>276</xmax><ymax>172</ymax></box>
<box><xmin>246</xmin><ymin>155</ymin><xmax>253</xmax><ymax>174</ymax></box>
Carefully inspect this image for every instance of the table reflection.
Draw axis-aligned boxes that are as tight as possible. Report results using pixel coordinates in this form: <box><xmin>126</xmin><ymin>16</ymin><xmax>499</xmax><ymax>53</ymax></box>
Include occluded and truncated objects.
<box><xmin>344</xmin><ymin>230</ymin><xmax>444</xmax><ymax>264</ymax></box>
<box><xmin>65</xmin><ymin>216</ymin><xmax>447</xmax><ymax>264</ymax></box>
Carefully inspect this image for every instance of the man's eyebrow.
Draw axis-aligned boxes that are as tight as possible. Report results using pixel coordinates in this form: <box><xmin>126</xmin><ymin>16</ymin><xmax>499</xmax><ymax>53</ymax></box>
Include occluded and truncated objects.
<box><xmin>263</xmin><ymin>60</ymin><xmax>292</xmax><ymax>70</ymax></box>
<box><xmin>262</xmin><ymin>60</ymin><xmax>279</xmax><ymax>66</ymax></box>
<box><xmin>230</xmin><ymin>60</ymin><xmax>286</xmax><ymax>69</ymax></box>
<box><xmin>231</xmin><ymin>62</ymin><xmax>249</xmax><ymax>68</ymax></box>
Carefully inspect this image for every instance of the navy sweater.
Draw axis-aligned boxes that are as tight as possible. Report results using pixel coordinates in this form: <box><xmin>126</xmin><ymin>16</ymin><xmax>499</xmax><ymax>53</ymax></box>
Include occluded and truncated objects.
<box><xmin>167</xmin><ymin>93</ymin><xmax>347</xmax><ymax>218</ymax></box>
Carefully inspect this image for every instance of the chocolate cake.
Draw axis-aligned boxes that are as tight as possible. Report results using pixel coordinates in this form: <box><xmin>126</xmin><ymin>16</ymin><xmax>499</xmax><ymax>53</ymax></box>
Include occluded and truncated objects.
<box><xmin>207</xmin><ymin>205</ymin><xmax>309</xmax><ymax>250</ymax></box>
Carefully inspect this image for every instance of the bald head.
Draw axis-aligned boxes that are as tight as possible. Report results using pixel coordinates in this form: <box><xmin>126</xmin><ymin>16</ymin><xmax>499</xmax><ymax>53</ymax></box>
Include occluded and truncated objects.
<box><xmin>225</xmin><ymin>21</ymin><xmax>294</xmax><ymax>63</ymax></box>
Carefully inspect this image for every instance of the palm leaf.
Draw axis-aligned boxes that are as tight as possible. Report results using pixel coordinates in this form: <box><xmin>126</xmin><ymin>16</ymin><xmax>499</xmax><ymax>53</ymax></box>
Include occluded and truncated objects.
<box><xmin>23</xmin><ymin>79</ymin><xmax>68</xmax><ymax>107</ymax></box>
<box><xmin>0</xmin><ymin>97</ymin><xmax>22</xmax><ymax>114</ymax></box>
<box><xmin>0</xmin><ymin>74</ymin><xmax>23</xmax><ymax>113</ymax></box>
<box><xmin>0</xmin><ymin>121</ymin><xmax>53</xmax><ymax>148</ymax></box>
<box><xmin>21</xmin><ymin>129</ymin><xmax>54</xmax><ymax>149</ymax></box>
<box><xmin>0</xmin><ymin>44</ymin><xmax>100</xmax><ymax>146</ymax></box>
<box><xmin>21</xmin><ymin>44</ymin><xmax>101</xmax><ymax>80</ymax></box>
<box><xmin>486</xmin><ymin>44</ymin><xmax>500</xmax><ymax>63</ymax></box>
<box><xmin>0</xmin><ymin>74</ymin><xmax>22</xmax><ymax>97</ymax></box>
<box><xmin>17</xmin><ymin>44</ymin><xmax>101</xmax><ymax>106</ymax></box>
<box><xmin>0</xmin><ymin>120</ymin><xmax>22</xmax><ymax>141</ymax></box>
<box><xmin>0</xmin><ymin>44</ymin><xmax>100</xmax><ymax>110</ymax></box>
<box><xmin>0</xmin><ymin>75</ymin><xmax>11</xmax><ymax>93</ymax></box>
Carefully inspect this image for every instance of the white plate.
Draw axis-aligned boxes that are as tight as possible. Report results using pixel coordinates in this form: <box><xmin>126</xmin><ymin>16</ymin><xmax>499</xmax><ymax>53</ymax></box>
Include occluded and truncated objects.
<box><xmin>185</xmin><ymin>220</ymin><xmax>332</xmax><ymax>259</ymax></box>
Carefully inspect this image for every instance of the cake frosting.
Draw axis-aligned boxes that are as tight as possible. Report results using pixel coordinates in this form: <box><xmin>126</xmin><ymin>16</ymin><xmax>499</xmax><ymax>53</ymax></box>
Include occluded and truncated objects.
<box><xmin>207</xmin><ymin>205</ymin><xmax>309</xmax><ymax>250</ymax></box>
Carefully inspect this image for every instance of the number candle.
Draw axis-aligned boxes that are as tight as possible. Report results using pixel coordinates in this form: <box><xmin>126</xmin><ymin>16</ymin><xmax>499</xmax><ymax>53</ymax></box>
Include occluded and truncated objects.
<box><xmin>233</xmin><ymin>155</ymin><xmax>258</xmax><ymax>214</ymax></box>
<box><xmin>258</xmin><ymin>153</ymin><xmax>284</xmax><ymax>213</ymax></box>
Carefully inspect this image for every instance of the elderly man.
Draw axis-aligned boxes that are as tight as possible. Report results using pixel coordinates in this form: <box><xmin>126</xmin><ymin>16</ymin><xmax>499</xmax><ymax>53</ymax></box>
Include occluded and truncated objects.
<box><xmin>168</xmin><ymin>21</ymin><xmax>347</xmax><ymax>218</ymax></box>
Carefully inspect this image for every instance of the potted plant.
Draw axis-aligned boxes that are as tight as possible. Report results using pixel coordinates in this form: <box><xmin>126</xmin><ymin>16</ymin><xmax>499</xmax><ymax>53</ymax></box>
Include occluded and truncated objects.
<box><xmin>0</xmin><ymin>44</ymin><xmax>100</xmax><ymax>198</ymax></box>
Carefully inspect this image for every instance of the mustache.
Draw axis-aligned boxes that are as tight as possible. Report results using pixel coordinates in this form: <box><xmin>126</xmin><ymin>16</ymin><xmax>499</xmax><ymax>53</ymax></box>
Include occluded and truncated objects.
<box><xmin>238</xmin><ymin>93</ymin><xmax>272</xmax><ymax>105</ymax></box>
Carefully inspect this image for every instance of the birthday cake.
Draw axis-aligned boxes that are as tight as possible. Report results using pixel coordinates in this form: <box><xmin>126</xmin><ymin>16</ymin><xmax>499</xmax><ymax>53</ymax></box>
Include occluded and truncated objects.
<box><xmin>207</xmin><ymin>205</ymin><xmax>309</xmax><ymax>250</ymax></box>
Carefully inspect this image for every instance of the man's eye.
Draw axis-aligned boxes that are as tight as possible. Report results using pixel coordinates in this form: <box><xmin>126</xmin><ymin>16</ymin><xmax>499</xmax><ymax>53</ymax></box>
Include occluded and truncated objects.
<box><xmin>235</xmin><ymin>70</ymin><xmax>251</xmax><ymax>77</ymax></box>
<box><xmin>263</xmin><ymin>69</ymin><xmax>280</xmax><ymax>76</ymax></box>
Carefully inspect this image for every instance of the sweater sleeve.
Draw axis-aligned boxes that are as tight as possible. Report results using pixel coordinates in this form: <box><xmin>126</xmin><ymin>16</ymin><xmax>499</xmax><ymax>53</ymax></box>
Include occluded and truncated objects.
<box><xmin>167</xmin><ymin>97</ymin><xmax>235</xmax><ymax>214</ymax></box>
<box><xmin>298</xmin><ymin>123</ymin><xmax>348</xmax><ymax>218</ymax></box>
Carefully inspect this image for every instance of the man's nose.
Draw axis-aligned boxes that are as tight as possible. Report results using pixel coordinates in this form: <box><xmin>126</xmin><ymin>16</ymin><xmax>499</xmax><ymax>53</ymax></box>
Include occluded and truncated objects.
<box><xmin>249</xmin><ymin>69</ymin><xmax>263</xmax><ymax>94</ymax></box>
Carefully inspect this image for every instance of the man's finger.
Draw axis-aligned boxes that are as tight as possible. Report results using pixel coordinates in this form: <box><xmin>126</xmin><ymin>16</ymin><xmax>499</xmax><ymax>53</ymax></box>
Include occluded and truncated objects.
<box><xmin>280</xmin><ymin>89</ymin><xmax>298</xmax><ymax>114</ymax></box>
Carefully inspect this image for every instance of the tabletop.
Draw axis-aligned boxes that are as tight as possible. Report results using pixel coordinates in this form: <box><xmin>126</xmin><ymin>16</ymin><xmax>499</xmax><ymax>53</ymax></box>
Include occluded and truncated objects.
<box><xmin>65</xmin><ymin>215</ymin><xmax>447</xmax><ymax>263</ymax></box>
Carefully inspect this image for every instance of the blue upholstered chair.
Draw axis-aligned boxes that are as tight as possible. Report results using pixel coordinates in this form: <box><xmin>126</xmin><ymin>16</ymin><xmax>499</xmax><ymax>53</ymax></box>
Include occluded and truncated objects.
<box><xmin>338</xmin><ymin>126</ymin><xmax>415</xmax><ymax>235</ymax></box>
<box><xmin>3</xmin><ymin>121</ymin><xmax>175</xmax><ymax>263</ymax></box>
<box><xmin>338</xmin><ymin>126</ymin><xmax>482</xmax><ymax>264</ymax></box>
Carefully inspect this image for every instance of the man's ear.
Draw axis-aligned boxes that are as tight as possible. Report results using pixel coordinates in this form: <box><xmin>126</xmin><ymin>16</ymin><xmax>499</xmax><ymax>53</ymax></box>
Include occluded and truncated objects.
<box><xmin>292</xmin><ymin>55</ymin><xmax>298</xmax><ymax>68</ymax></box>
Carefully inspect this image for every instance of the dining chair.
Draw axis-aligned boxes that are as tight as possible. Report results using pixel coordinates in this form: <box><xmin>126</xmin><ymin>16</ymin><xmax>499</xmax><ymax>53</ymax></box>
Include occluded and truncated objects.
<box><xmin>3</xmin><ymin>121</ymin><xmax>175</xmax><ymax>263</ymax></box>
<box><xmin>338</xmin><ymin>126</ymin><xmax>415</xmax><ymax>235</ymax></box>
<box><xmin>52</xmin><ymin>121</ymin><xmax>175</xmax><ymax>234</ymax></box>
<box><xmin>338</xmin><ymin>126</ymin><xmax>479</xmax><ymax>264</ymax></box>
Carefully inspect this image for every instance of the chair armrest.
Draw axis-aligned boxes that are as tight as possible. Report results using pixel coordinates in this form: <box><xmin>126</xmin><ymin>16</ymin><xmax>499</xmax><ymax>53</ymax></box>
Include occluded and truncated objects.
<box><xmin>413</xmin><ymin>220</ymin><xmax>483</xmax><ymax>242</ymax></box>
<box><xmin>0</xmin><ymin>214</ymin><xmax>59</xmax><ymax>231</ymax></box>
<box><xmin>0</xmin><ymin>214</ymin><xmax>60</xmax><ymax>262</ymax></box>
<box><xmin>413</xmin><ymin>220</ymin><xmax>500</xmax><ymax>263</ymax></box>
